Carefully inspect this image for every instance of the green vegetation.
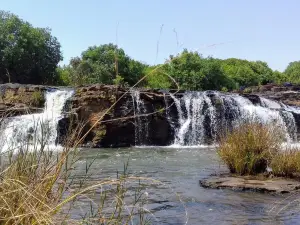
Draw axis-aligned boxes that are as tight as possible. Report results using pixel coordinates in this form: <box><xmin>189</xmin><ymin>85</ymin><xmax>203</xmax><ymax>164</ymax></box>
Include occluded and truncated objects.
<box><xmin>57</xmin><ymin>44</ymin><xmax>147</xmax><ymax>86</ymax></box>
<box><xmin>0</xmin><ymin>119</ymin><xmax>151</xmax><ymax>224</ymax></box>
<box><xmin>218</xmin><ymin>121</ymin><xmax>283</xmax><ymax>175</ymax></box>
<box><xmin>0</xmin><ymin>11</ymin><xmax>62</xmax><ymax>85</ymax></box>
<box><xmin>284</xmin><ymin>61</ymin><xmax>300</xmax><ymax>84</ymax></box>
<box><xmin>271</xmin><ymin>149</ymin><xmax>300</xmax><ymax>178</ymax></box>
<box><xmin>0</xmin><ymin>9</ymin><xmax>299</xmax><ymax>91</ymax></box>
<box><xmin>218</xmin><ymin>121</ymin><xmax>300</xmax><ymax>178</ymax></box>
<box><xmin>57</xmin><ymin>48</ymin><xmax>291</xmax><ymax>91</ymax></box>
<box><xmin>31</xmin><ymin>90</ymin><xmax>45</xmax><ymax>106</ymax></box>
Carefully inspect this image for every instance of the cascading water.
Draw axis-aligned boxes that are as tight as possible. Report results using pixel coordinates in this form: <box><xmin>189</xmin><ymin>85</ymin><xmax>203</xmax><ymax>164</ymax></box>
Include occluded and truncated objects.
<box><xmin>0</xmin><ymin>89</ymin><xmax>74</xmax><ymax>152</ymax></box>
<box><xmin>170</xmin><ymin>91</ymin><xmax>300</xmax><ymax>146</ymax></box>
<box><xmin>259</xmin><ymin>97</ymin><xmax>298</xmax><ymax>141</ymax></box>
<box><xmin>131</xmin><ymin>90</ymin><xmax>149</xmax><ymax>145</ymax></box>
<box><xmin>170</xmin><ymin>92</ymin><xmax>217</xmax><ymax>146</ymax></box>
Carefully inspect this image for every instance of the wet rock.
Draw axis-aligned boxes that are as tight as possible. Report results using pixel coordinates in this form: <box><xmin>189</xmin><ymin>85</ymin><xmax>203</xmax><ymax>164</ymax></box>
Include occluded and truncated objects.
<box><xmin>200</xmin><ymin>176</ymin><xmax>300</xmax><ymax>194</ymax></box>
<box><xmin>67</xmin><ymin>85</ymin><xmax>178</xmax><ymax>147</ymax></box>
<box><xmin>242</xmin><ymin>94</ymin><xmax>261</xmax><ymax>105</ymax></box>
<box><xmin>0</xmin><ymin>83</ymin><xmax>47</xmax><ymax>117</ymax></box>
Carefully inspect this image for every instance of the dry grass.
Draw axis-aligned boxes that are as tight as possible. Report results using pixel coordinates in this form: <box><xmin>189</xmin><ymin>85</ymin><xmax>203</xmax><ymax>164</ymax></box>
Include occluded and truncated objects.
<box><xmin>0</xmin><ymin>121</ymin><xmax>153</xmax><ymax>225</ymax></box>
<box><xmin>0</xmin><ymin>43</ymin><xmax>184</xmax><ymax>224</ymax></box>
<box><xmin>217</xmin><ymin>120</ymin><xmax>284</xmax><ymax>175</ymax></box>
<box><xmin>270</xmin><ymin>148</ymin><xmax>300</xmax><ymax>178</ymax></box>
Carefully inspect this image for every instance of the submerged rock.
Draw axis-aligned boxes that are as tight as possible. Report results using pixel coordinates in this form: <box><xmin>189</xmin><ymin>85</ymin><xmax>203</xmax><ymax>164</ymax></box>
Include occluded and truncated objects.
<box><xmin>200</xmin><ymin>176</ymin><xmax>300</xmax><ymax>194</ymax></box>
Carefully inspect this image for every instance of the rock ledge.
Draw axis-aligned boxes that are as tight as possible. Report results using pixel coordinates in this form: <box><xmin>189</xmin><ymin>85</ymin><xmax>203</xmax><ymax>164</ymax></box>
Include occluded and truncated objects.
<box><xmin>200</xmin><ymin>176</ymin><xmax>300</xmax><ymax>194</ymax></box>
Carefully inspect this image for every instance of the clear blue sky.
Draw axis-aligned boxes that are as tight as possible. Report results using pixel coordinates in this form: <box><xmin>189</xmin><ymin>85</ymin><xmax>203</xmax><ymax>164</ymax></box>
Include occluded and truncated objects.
<box><xmin>1</xmin><ymin>0</ymin><xmax>300</xmax><ymax>71</ymax></box>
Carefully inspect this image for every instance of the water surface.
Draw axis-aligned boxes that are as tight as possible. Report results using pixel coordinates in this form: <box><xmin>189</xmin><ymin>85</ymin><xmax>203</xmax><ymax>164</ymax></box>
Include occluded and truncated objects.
<box><xmin>73</xmin><ymin>147</ymin><xmax>300</xmax><ymax>225</ymax></box>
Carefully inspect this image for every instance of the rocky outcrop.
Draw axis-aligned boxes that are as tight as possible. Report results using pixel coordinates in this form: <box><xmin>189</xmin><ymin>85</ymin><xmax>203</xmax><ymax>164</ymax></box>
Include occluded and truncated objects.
<box><xmin>56</xmin><ymin>83</ymin><xmax>300</xmax><ymax>148</ymax></box>
<box><xmin>0</xmin><ymin>83</ymin><xmax>47</xmax><ymax>117</ymax></box>
<box><xmin>62</xmin><ymin>84</ymin><xmax>180</xmax><ymax>147</ymax></box>
<box><xmin>237</xmin><ymin>84</ymin><xmax>300</xmax><ymax>107</ymax></box>
<box><xmin>200</xmin><ymin>176</ymin><xmax>300</xmax><ymax>194</ymax></box>
<box><xmin>3</xmin><ymin>83</ymin><xmax>300</xmax><ymax>148</ymax></box>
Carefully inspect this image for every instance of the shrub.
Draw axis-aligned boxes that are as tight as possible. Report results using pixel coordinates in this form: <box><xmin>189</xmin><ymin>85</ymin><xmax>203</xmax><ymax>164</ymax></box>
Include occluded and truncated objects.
<box><xmin>31</xmin><ymin>90</ymin><xmax>45</xmax><ymax>106</ymax></box>
<box><xmin>217</xmin><ymin>121</ymin><xmax>283</xmax><ymax>175</ymax></box>
<box><xmin>270</xmin><ymin>149</ymin><xmax>300</xmax><ymax>178</ymax></box>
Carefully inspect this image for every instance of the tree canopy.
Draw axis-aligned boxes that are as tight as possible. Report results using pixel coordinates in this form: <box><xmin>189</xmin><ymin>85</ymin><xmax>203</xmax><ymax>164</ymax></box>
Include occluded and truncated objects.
<box><xmin>0</xmin><ymin>11</ymin><xmax>62</xmax><ymax>84</ymax></box>
<box><xmin>57</xmin><ymin>44</ymin><xmax>147</xmax><ymax>86</ymax></box>
<box><xmin>284</xmin><ymin>61</ymin><xmax>300</xmax><ymax>84</ymax></box>
<box><xmin>1</xmin><ymin>10</ymin><xmax>299</xmax><ymax>90</ymax></box>
<box><xmin>57</xmin><ymin>46</ymin><xmax>300</xmax><ymax>91</ymax></box>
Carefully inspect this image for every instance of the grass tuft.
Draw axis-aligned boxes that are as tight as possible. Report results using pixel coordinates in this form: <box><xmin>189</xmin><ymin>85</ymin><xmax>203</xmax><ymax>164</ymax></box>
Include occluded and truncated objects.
<box><xmin>217</xmin><ymin>120</ymin><xmax>283</xmax><ymax>175</ymax></box>
<box><xmin>270</xmin><ymin>148</ymin><xmax>300</xmax><ymax>178</ymax></box>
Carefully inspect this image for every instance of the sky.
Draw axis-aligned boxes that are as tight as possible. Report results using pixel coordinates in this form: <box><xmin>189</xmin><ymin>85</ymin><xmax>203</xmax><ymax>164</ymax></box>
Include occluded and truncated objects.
<box><xmin>1</xmin><ymin>0</ymin><xmax>300</xmax><ymax>71</ymax></box>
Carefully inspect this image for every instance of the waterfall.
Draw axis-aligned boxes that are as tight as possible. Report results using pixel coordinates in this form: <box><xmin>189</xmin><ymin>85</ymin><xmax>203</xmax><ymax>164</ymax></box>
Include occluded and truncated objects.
<box><xmin>171</xmin><ymin>92</ymin><xmax>218</xmax><ymax>146</ymax></box>
<box><xmin>131</xmin><ymin>90</ymin><xmax>149</xmax><ymax>145</ymax></box>
<box><xmin>259</xmin><ymin>97</ymin><xmax>297</xmax><ymax>141</ymax></box>
<box><xmin>0</xmin><ymin>89</ymin><xmax>74</xmax><ymax>152</ymax></box>
<box><xmin>170</xmin><ymin>91</ymin><xmax>300</xmax><ymax>146</ymax></box>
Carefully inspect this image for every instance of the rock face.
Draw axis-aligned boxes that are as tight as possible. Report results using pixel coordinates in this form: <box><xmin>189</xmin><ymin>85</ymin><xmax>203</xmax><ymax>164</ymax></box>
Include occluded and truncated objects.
<box><xmin>238</xmin><ymin>83</ymin><xmax>300</xmax><ymax>107</ymax></box>
<box><xmin>0</xmin><ymin>83</ymin><xmax>47</xmax><ymax>117</ymax></box>
<box><xmin>55</xmin><ymin>84</ymin><xmax>300</xmax><ymax>147</ymax></box>
<box><xmin>200</xmin><ymin>176</ymin><xmax>300</xmax><ymax>194</ymax></box>
<box><xmin>64</xmin><ymin>84</ymin><xmax>179</xmax><ymax>147</ymax></box>
<box><xmin>3</xmin><ymin>83</ymin><xmax>300</xmax><ymax>148</ymax></box>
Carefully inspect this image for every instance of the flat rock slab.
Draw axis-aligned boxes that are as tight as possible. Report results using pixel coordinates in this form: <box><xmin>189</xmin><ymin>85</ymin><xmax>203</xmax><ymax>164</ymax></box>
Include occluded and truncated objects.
<box><xmin>200</xmin><ymin>176</ymin><xmax>300</xmax><ymax>194</ymax></box>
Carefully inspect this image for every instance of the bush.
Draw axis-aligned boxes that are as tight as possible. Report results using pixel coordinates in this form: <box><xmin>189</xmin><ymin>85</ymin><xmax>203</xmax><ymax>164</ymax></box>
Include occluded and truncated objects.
<box><xmin>217</xmin><ymin>121</ymin><xmax>283</xmax><ymax>175</ymax></box>
<box><xmin>31</xmin><ymin>90</ymin><xmax>45</xmax><ymax>106</ymax></box>
<box><xmin>270</xmin><ymin>149</ymin><xmax>300</xmax><ymax>178</ymax></box>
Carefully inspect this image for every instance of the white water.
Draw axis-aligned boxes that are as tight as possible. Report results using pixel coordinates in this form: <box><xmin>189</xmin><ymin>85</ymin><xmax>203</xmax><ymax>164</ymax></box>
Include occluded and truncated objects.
<box><xmin>171</xmin><ymin>91</ymin><xmax>300</xmax><ymax>146</ymax></box>
<box><xmin>0</xmin><ymin>89</ymin><xmax>74</xmax><ymax>153</ymax></box>
<box><xmin>131</xmin><ymin>90</ymin><xmax>149</xmax><ymax>145</ymax></box>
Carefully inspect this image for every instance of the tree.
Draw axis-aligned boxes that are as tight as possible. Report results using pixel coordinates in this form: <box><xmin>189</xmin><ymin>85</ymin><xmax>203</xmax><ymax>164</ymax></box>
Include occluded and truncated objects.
<box><xmin>0</xmin><ymin>11</ymin><xmax>62</xmax><ymax>84</ymax></box>
<box><xmin>145</xmin><ymin>65</ymin><xmax>172</xmax><ymax>89</ymax></box>
<box><xmin>63</xmin><ymin>44</ymin><xmax>147</xmax><ymax>86</ymax></box>
<box><xmin>221</xmin><ymin>58</ymin><xmax>274</xmax><ymax>88</ymax></box>
<box><xmin>284</xmin><ymin>61</ymin><xmax>300</xmax><ymax>84</ymax></box>
<box><xmin>147</xmin><ymin>50</ymin><xmax>232</xmax><ymax>91</ymax></box>
<box><xmin>81</xmin><ymin>44</ymin><xmax>147</xmax><ymax>85</ymax></box>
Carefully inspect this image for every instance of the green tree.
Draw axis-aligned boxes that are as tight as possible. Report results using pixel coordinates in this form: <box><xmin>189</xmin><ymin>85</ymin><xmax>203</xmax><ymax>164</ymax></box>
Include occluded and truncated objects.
<box><xmin>0</xmin><ymin>11</ymin><xmax>62</xmax><ymax>84</ymax></box>
<box><xmin>63</xmin><ymin>44</ymin><xmax>147</xmax><ymax>86</ymax></box>
<box><xmin>221</xmin><ymin>58</ymin><xmax>274</xmax><ymax>88</ymax></box>
<box><xmin>145</xmin><ymin>65</ymin><xmax>172</xmax><ymax>89</ymax></box>
<box><xmin>148</xmin><ymin>50</ymin><xmax>232</xmax><ymax>91</ymax></box>
<box><xmin>272</xmin><ymin>70</ymin><xmax>286</xmax><ymax>84</ymax></box>
<box><xmin>284</xmin><ymin>61</ymin><xmax>300</xmax><ymax>84</ymax></box>
<box><xmin>80</xmin><ymin>44</ymin><xmax>147</xmax><ymax>85</ymax></box>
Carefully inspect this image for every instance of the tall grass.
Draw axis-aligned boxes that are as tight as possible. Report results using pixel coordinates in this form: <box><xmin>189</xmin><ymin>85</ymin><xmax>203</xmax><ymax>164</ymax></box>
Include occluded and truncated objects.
<box><xmin>0</xmin><ymin>114</ymin><xmax>153</xmax><ymax>224</ymax></box>
<box><xmin>270</xmin><ymin>148</ymin><xmax>300</xmax><ymax>178</ymax></box>
<box><xmin>217</xmin><ymin>120</ymin><xmax>284</xmax><ymax>175</ymax></box>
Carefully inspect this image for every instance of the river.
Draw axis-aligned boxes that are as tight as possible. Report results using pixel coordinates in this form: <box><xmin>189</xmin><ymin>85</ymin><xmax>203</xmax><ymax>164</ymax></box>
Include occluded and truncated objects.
<box><xmin>70</xmin><ymin>147</ymin><xmax>300</xmax><ymax>225</ymax></box>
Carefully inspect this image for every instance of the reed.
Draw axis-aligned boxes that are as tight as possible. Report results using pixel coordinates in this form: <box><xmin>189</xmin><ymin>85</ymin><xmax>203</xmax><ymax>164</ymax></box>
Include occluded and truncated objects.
<box><xmin>217</xmin><ymin>120</ymin><xmax>283</xmax><ymax>175</ymax></box>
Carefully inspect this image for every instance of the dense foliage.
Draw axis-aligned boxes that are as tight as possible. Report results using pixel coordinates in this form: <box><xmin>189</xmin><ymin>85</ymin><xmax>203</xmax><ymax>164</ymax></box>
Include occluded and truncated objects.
<box><xmin>57</xmin><ymin>44</ymin><xmax>147</xmax><ymax>86</ymax></box>
<box><xmin>0</xmin><ymin>10</ymin><xmax>299</xmax><ymax>90</ymax></box>
<box><xmin>58</xmin><ymin>47</ymin><xmax>292</xmax><ymax>91</ymax></box>
<box><xmin>144</xmin><ymin>51</ymin><xmax>287</xmax><ymax>91</ymax></box>
<box><xmin>0</xmin><ymin>11</ymin><xmax>62</xmax><ymax>84</ymax></box>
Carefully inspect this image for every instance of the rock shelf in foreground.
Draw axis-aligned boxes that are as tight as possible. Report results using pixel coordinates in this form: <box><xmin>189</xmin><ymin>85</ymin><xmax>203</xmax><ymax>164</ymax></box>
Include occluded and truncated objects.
<box><xmin>200</xmin><ymin>176</ymin><xmax>300</xmax><ymax>194</ymax></box>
